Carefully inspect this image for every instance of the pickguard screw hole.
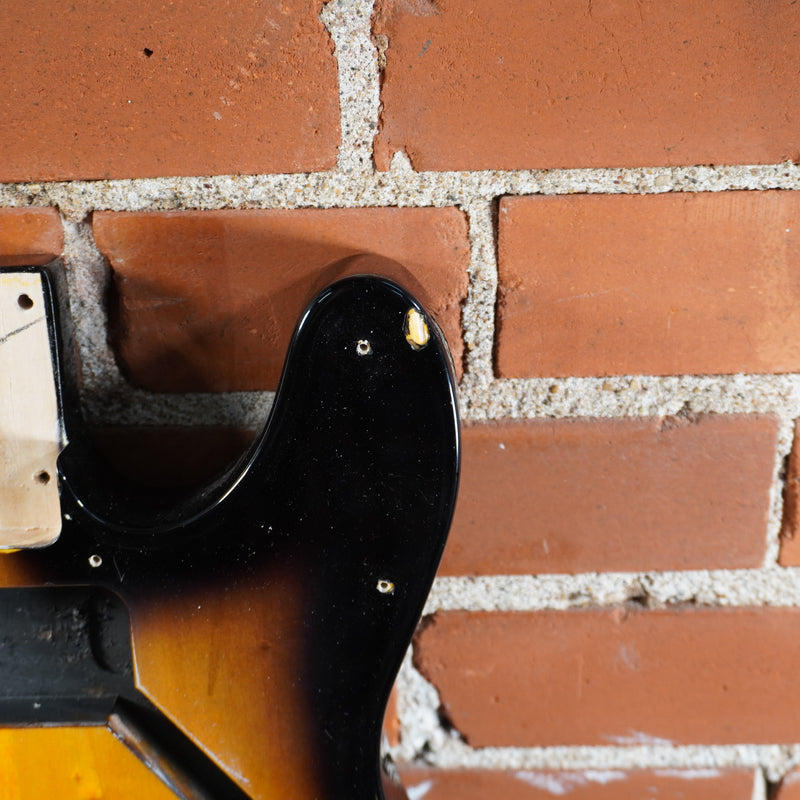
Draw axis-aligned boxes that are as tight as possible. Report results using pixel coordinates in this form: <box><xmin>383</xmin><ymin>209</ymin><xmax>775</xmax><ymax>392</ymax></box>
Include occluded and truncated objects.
<box><xmin>34</xmin><ymin>470</ymin><xmax>50</xmax><ymax>485</ymax></box>
<box><xmin>88</xmin><ymin>554</ymin><xmax>103</xmax><ymax>568</ymax></box>
<box><xmin>17</xmin><ymin>294</ymin><xmax>33</xmax><ymax>310</ymax></box>
<box><xmin>356</xmin><ymin>339</ymin><xmax>372</xmax><ymax>356</ymax></box>
<box><xmin>377</xmin><ymin>579</ymin><xmax>395</xmax><ymax>595</ymax></box>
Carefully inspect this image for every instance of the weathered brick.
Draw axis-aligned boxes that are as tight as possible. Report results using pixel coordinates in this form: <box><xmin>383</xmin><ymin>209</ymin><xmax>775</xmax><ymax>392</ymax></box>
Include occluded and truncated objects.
<box><xmin>0</xmin><ymin>208</ymin><xmax>63</xmax><ymax>266</ymax></box>
<box><xmin>779</xmin><ymin>420</ymin><xmax>800</xmax><ymax>565</ymax></box>
<box><xmin>397</xmin><ymin>767</ymin><xmax>755</xmax><ymax>800</ymax></box>
<box><xmin>0</xmin><ymin>1</ymin><xmax>338</xmax><ymax>180</ymax></box>
<box><xmin>414</xmin><ymin>607</ymin><xmax>800</xmax><ymax>746</ymax></box>
<box><xmin>497</xmin><ymin>192</ymin><xmax>800</xmax><ymax>378</ymax></box>
<box><xmin>441</xmin><ymin>415</ymin><xmax>777</xmax><ymax>575</ymax></box>
<box><xmin>94</xmin><ymin>208</ymin><xmax>469</xmax><ymax>391</ymax></box>
<box><xmin>373</xmin><ymin>0</ymin><xmax>800</xmax><ymax>171</ymax></box>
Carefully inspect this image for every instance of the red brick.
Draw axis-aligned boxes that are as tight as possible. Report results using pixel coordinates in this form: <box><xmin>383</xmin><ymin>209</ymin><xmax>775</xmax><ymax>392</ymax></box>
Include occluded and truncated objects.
<box><xmin>0</xmin><ymin>1</ymin><xmax>338</xmax><ymax>180</ymax></box>
<box><xmin>777</xmin><ymin>770</ymin><xmax>800</xmax><ymax>799</ymax></box>
<box><xmin>0</xmin><ymin>208</ymin><xmax>63</xmax><ymax>266</ymax></box>
<box><xmin>441</xmin><ymin>415</ymin><xmax>777</xmax><ymax>576</ymax></box>
<box><xmin>496</xmin><ymin>192</ymin><xmax>800</xmax><ymax>378</ymax></box>
<box><xmin>397</xmin><ymin>767</ymin><xmax>755</xmax><ymax>800</ymax></box>
<box><xmin>414</xmin><ymin>607</ymin><xmax>800</xmax><ymax>746</ymax></box>
<box><xmin>384</xmin><ymin>686</ymin><xmax>400</xmax><ymax>748</ymax></box>
<box><xmin>373</xmin><ymin>0</ymin><xmax>800</xmax><ymax>171</ymax></box>
<box><xmin>94</xmin><ymin>208</ymin><xmax>469</xmax><ymax>392</ymax></box>
<box><xmin>779</xmin><ymin>420</ymin><xmax>800</xmax><ymax>565</ymax></box>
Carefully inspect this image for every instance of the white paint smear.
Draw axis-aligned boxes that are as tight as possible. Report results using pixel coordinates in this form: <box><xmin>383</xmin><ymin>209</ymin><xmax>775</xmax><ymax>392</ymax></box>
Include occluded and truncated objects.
<box><xmin>406</xmin><ymin>779</ymin><xmax>434</xmax><ymax>800</ymax></box>
<box><xmin>515</xmin><ymin>770</ymin><xmax>628</xmax><ymax>795</ymax></box>
<box><xmin>604</xmin><ymin>731</ymin><xmax>675</xmax><ymax>747</ymax></box>
<box><xmin>653</xmin><ymin>769</ymin><xmax>722</xmax><ymax>779</ymax></box>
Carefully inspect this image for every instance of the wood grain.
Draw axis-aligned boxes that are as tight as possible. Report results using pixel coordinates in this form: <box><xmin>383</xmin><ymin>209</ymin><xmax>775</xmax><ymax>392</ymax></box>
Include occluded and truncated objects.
<box><xmin>0</xmin><ymin>272</ymin><xmax>61</xmax><ymax>548</ymax></box>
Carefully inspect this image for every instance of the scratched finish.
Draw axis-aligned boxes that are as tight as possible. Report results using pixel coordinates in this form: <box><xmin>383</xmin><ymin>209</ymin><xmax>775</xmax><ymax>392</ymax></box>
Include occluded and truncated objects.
<box><xmin>0</xmin><ymin>271</ymin><xmax>62</xmax><ymax>547</ymax></box>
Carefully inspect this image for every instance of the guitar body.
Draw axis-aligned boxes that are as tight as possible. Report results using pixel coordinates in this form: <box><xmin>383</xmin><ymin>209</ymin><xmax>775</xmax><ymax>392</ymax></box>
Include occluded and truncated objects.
<box><xmin>0</xmin><ymin>265</ymin><xmax>460</xmax><ymax>799</ymax></box>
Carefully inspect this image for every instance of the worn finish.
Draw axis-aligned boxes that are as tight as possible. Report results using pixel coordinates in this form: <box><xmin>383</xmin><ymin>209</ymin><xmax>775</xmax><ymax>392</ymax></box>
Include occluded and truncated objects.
<box><xmin>0</xmin><ymin>268</ymin><xmax>460</xmax><ymax>799</ymax></box>
<box><xmin>0</xmin><ymin>272</ymin><xmax>63</xmax><ymax>547</ymax></box>
<box><xmin>441</xmin><ymin>416</ymin><xmax>777</xmax><ymax>575</ymax></box>
<box><xmin>0</xmin><ymin>209</ymin><xmax>63</xmax><ymax>267</ymax></box>
<box><xmin>497</xmin><ymin>192</ymin><xmax>800</xmax><ymax>378</ymax></box>
<box><xmin>0</xmin><ymin>585</ymin><xmax>250</xmax><ymax>798</ymax></box>
<box><xmin>397</xmin><ymin>767</ymin><xmax>756</xmax><ymax>800</ymax></box>
<box><xmin>414</xmin><ymin>607</ymin><xmax>800</xmax><ymax>747</ymax></box>
<box><xmin>94</xmin><ymin>210</ymin><xmax>469</xmax><ymax>391</ymax></box>
<box><xmin>373</xmin><ymin>0</ymin><xmax>800</xmax><ymax>171</ymax></box>
<box><xmin>0</xmin><ymin>0</ymin><xmax>339</xmax><ymax>180</ymax></box>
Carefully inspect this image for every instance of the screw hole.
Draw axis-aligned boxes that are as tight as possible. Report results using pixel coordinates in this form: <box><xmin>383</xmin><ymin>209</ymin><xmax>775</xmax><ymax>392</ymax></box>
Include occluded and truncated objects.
<box><xmin>34</xmin><ymin>471</ymin><xmax>50</xmax><ymax>485</ymax></box>
<box><xmin>88</xmin><ymin>554</ymin><xmax>103</xmax><ymax>568</ymax></box>
<box><xmin>356</xmin><ymin>339</ymin><xmax>372</xmax><ymax>356</ymax></box>
<box><xmin>17</xmin><ymin>294</ymin><xmax>33</xmax><ymax>310</ymax></box>
<box><xmin>377</xmin><ymin>579</ymin><xmax>395</xmax><ymax>595</ymax></box>
<box><xmin>143</xmin><ymin>48</ymin><xmax>153</xmax><ymax>57</ymax></box>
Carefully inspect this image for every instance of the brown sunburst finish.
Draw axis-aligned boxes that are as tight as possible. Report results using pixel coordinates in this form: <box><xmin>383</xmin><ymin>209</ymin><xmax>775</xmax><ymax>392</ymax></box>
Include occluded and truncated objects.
<box><xmin>0</xmin><ymin>554</ymin><xmax>325</xmax><ymax>800</ymax></box>
<box><xmin>0</xmin><ymin>265</ymin><xmax>460</xmax><ymax>800</ymax></box>
<box><xmin>131</xmin><ymin>569</ymin><xmax>324</xmax><ymax>798</ymax></box>
<box><xmin>0</xmin><ymin>727</ymin><xmax>178</xmax><ymax>800</ymax></box>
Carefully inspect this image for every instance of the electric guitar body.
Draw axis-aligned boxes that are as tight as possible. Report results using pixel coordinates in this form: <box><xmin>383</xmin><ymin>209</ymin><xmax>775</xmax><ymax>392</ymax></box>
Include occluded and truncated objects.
<box><xmin>0</xmin><ymin>263</ymin><xmax>460</xmax><ymax>799</ymax></box>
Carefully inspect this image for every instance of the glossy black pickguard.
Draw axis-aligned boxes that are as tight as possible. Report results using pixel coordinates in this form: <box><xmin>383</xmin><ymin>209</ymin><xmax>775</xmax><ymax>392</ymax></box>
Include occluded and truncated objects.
<box><xmin>0</xmin><ymin>267</ymin><xmax>460</xmax><ymax>799</ymax></box>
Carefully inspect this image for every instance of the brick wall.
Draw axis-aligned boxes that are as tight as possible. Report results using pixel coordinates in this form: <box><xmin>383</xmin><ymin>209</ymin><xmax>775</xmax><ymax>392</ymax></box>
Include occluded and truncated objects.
<box><xmin>3</xmin><ymin>1</ymin><xmax>800</xmax><ymax>798</ymax></box>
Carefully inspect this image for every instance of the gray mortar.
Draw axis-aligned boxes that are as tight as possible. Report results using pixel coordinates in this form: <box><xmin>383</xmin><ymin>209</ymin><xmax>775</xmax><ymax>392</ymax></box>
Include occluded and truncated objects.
<box><xmin>460</xmin><ymin>202</ymin><xmax>498</xmax><ymax>381</ymax></box>
<box><xmin>1</xmin><ymin>0</ymin><xmax>799</xmax><ymax>786</ymax></box>
<box><xmin>61</xmin><ymin>218</ymin><xmax>124</xmax><ymax>398</ymax></box>
<box><xmin>2</xmin><ymin>163</ymin><xmax>800</xmax><ymax>219</ymax></box>
<box><xmin>426</xmin><ymin>568</ymin><xmax>800</xmax><ymax>612</ymax></box>
<box><xmin>319</xmin><ymin>0</ymin><xmax>380</xmax><ymax>174</ymax></box>
<box><xmin>0</xmin><ymin>161</ymin><xmax>798</xmax><ymax>220</ymax></box>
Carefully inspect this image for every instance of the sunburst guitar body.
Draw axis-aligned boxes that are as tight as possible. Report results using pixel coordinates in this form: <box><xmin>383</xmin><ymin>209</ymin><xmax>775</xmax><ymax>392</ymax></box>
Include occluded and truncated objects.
<box><xmin>0</xmin><ymin>265</ymin><xmax>460</xmax><ymax>800</ymax></box>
